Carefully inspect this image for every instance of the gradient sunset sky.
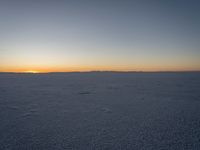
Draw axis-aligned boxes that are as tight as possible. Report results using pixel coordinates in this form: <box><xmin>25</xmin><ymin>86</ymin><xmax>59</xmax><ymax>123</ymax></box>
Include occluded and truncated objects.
<box><xmin>0</xmin><ymin>0</ymin><xmax>200</xmax><ymax>72</ymax></box>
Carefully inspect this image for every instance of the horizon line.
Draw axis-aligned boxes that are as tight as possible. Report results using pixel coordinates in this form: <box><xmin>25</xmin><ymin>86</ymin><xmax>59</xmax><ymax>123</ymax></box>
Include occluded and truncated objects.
<box><xmin>0</xmin><ymin>70</ymin><xmax>200</xmax><ymax>74</ymax></box>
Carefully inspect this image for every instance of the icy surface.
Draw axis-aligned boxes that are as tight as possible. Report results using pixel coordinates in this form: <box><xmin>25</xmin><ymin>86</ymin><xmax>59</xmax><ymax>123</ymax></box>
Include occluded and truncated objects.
<box><xmin>0</xmin><ymin>72</ymin><xmax>200</xmax><ymax>150</ymax></box>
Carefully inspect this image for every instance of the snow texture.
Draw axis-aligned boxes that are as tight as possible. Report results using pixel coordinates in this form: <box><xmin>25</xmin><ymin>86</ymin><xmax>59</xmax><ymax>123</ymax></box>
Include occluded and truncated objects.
<box><xmin>0</xmin><ymin>72</ymin><xmax>200</xmax><ymax>150</ymax></box>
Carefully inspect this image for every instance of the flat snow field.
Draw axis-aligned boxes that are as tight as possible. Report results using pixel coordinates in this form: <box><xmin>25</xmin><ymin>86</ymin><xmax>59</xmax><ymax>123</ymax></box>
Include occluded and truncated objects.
<box><xmin>0</xmin><ymin>72</ymin><xmax>200</xmax><ymax>150</ymax></box>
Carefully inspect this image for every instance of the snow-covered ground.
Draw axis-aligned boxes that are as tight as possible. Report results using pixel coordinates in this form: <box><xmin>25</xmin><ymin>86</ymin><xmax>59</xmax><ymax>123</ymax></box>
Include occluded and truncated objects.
<box><xmin>0</xmin><ymin>72</ymin><xmax>200</xmax><ymax>150</ymax></box>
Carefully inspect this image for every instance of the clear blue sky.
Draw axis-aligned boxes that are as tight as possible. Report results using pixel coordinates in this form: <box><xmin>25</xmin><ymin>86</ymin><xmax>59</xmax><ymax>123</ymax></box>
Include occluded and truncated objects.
<box><xmin>0</xmin><ymin>0</ymin><xmax>200</xmax><ymax>72</ymax></box>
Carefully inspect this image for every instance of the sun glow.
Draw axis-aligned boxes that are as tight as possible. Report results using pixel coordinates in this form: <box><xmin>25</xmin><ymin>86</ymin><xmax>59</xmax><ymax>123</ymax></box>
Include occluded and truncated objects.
<box><xmin>24</xmin><ymin>70</ymin><xmax>40</xmax><ymax>73</ymax></box>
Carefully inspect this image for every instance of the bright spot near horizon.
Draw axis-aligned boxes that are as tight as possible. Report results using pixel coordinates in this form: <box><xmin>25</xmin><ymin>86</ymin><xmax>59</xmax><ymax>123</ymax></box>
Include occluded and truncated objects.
<box><xmin>24</xmin><ymin>70</ymin><xmax>40</xmax><ymax>73</ymax></box>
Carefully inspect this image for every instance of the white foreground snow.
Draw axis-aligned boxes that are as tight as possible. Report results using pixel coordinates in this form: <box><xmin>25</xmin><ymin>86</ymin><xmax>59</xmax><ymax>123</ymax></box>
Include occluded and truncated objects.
<box><xmin>0</xmin><ymin>72</ymin><xmax>200</xmax><ymax>150</ymax></box>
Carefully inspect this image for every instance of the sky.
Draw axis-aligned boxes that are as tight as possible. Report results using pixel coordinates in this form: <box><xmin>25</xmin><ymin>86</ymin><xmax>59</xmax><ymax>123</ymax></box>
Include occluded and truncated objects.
<box><xmin>0</xmin><ymin>0</ymin><xmax>200</xmax><ymax>72</ymax></box>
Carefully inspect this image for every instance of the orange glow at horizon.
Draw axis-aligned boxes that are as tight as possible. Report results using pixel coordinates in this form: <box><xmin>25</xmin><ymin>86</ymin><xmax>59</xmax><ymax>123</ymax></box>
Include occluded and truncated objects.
<box><xmin>0</xmin><ymin>64</ymin><xmax>200</xmax><ymax>73</ymax></box>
